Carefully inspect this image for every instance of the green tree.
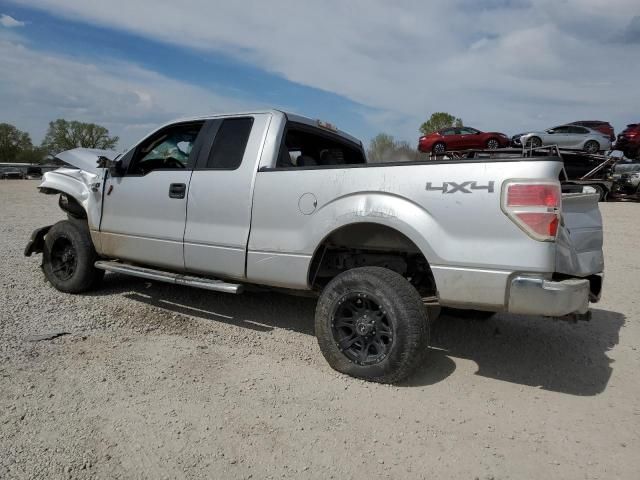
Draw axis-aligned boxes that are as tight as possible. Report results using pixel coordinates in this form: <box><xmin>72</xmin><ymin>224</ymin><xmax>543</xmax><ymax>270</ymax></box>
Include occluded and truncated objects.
<box><xmin>0</xmin><ymin>123</ymin><xmax>33</xmax><ymax>162</ymax></box>
<box><xmin>367</xmin><ymin>133</ymin><xmax>418</xmax><ymax>163</ymax></box>
<box><xmin>367</xmin><ymin>133</ymin><xmax>396</xmax><ymax>163</ymax></box>
<box><xmin>419</xmin><ymin>112</ymin><xmax>463</xmax><ymax>135</ymax></box>
<box><xmin>16</xmin><ymin>146</ymin><xmax>48</xmax><ymax>164</ymax></box>
<box><xmin>41</xmin><ymin>119</ymin><xmax>119</xmax><ymax>155</ymax></box>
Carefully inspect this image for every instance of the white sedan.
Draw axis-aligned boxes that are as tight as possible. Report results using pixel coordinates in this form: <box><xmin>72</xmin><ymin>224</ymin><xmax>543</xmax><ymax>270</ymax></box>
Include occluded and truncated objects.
<box><xmin>516</xmin><ymin>125</ymin><xmax>612</xmax><ymax>153</ymax></box>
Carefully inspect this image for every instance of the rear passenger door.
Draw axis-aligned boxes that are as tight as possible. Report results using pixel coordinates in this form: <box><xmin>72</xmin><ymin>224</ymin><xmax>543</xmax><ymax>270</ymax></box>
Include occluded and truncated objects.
<box><xmin>183</xmin><ymin>114</ymin><xmax>271</xmax><ymax>279</ymax></box>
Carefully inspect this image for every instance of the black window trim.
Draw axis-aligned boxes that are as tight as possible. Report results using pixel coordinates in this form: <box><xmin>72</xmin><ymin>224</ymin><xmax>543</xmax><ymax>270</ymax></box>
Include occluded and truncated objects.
<box><xmin>194</xmin><ymin>116</ymin><xmax>255</xmax><ymax>171</ymax></box>
<box><xmin>124</xmin><ymin>120</ymin><xmax>207</xmax><ymax>177</ymax></box>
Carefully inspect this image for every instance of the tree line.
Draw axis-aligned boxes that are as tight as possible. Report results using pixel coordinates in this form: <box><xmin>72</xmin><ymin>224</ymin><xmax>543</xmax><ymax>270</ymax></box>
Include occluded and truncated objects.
<box><xmin>0</xmin><ymin>120</ymin><xmax>118</xmax><ymax>164</ymax></box>
<box><xmin>1</xmin><ymin>111</ymin><xmax>462</xmax><ymax>164</ymax></box>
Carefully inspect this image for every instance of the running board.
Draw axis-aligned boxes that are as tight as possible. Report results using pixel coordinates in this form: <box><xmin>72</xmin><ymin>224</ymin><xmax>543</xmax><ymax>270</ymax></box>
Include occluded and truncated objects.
<box><xmin>94</xmin><ymin>261</ymin><xmax>243</xmax><ymax>294</ymax></box>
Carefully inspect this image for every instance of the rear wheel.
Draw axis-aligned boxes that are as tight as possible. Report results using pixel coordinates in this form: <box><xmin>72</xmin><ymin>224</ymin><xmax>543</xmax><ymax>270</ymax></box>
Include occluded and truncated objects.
<box><xmin>315</xmin><ymin>267</ymin><xmax>430</xmax><ymax>384</ymax></box>
<box><xmin>584</xmin><ymin>140</ymin><xmax>600</xmax><ymax>154</ymax></box>
<box><xmin>42</xmin><ymin>220</ymin><xmax>104</xmax><ymax>293</ymax></box>
<box><xmin>486</xmin><ymin>138</ymin><xmax>500</xmax><ymax>150</ymax></box>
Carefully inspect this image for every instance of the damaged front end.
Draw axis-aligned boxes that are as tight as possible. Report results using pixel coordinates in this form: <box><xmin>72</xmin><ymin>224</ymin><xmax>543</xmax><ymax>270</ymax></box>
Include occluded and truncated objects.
<box><xmin>25</xmin><ymin>148</ymin><xmax>117</xmax><ymax>258</ymax></box>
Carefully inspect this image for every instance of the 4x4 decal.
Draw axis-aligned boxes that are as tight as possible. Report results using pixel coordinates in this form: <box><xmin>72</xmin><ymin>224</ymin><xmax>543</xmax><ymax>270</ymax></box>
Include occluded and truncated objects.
<box><xmin>425</xmin><ymin>181</ymin><xmax>495</xmax><ymax>194</ymax></box>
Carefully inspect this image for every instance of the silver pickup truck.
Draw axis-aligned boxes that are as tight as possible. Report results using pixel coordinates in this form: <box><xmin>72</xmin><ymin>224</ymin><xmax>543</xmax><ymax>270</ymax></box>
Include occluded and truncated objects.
<box><xmin>25</xmin><ymin>110</ymin><xmax>604</xmax><ymax>383</ymax></box>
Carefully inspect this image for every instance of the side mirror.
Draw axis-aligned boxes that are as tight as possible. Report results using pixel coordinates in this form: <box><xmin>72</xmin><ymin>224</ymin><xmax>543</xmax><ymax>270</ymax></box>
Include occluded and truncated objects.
<box><xmin>547</xmin><ymin>129</ymin><xmax>555</xmax><ymax>134</ymax></box>
<box><xmin>97</xmin><ymin>156</ymin><xmax>124</xmax><ymax>177</ymax></box>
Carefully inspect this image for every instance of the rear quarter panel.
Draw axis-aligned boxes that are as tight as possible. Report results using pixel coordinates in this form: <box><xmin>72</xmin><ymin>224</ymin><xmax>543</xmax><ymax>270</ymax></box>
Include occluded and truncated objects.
<box><xmin>247</xmin><ymin>160</ymin><xmax>564</xmax><ymax>307</ymax></box>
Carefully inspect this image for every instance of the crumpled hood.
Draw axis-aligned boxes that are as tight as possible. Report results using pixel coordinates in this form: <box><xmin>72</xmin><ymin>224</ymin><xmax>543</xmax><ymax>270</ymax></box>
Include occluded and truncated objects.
<box><xmin>55</xmin><ymin>148</ymin><xmax>118</xmax><ymax>174</ymax></box>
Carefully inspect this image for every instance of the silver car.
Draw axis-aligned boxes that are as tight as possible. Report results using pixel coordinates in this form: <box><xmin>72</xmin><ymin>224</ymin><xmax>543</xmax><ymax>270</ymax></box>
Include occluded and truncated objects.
<box><xmin>516</xmin><ymin>125</ymin><xmax>612</xmax><ymax>153</ymax></box>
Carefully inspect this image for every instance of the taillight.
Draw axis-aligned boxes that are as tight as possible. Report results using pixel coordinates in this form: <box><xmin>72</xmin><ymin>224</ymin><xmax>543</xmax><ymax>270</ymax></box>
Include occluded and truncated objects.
<box><xmin>502</xmin><ymin>181</ymin><xmax>561</xmax><ymax>241</ymax></box>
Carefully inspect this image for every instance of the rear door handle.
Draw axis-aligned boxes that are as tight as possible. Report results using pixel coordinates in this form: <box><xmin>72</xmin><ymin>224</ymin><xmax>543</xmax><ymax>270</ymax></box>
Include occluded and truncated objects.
<box><xmin>169</xmin><ymin>183</ymin><xmax>186</xmax><ymax>199</ymax></box>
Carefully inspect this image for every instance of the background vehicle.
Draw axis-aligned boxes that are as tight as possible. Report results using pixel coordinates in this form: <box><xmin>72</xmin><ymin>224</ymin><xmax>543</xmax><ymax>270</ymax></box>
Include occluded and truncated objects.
<box><xmin>25</xmin><ymin>110</ymin><xmax>604</xmax><ymax>384</ymax></box>
<box><xmin>0</xmin><ymin>167</ymin><xmax>24</xmax><ymax>179</ymax></box>
<box><xmin>515</xmin><ymin>125</ymin><xmax>612</xmax><ymax>153</ymax></box>
<box><xmin>611</xmin><ymin>161</ymin><xmax>640</xmax><ymax>197</ymax></box>
<box><xmin>418</xmin><ymin>126</ymin><xmax>510</xmax><ymax>154</ymax></box>
<box><xmin>569</xmin><ymin>120</ymin><xmax>615</xmax><ymax>142</ymax></box>
<box><xmin>614</xmin><ymin>123</ymin><xmax>640</xmax><ymax>159</ymax></box>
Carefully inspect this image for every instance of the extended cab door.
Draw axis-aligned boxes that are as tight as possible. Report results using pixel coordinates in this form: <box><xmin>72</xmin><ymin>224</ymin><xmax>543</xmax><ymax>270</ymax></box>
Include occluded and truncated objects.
<box><xmin>183</xmin><ymin>113</ymin><xmax>271</xmax><ymax>280</ymax></box>
<box><xmin>99</xmin><ymin>121</ymin><xmax>207</xmax><ymax>270</ymax></box>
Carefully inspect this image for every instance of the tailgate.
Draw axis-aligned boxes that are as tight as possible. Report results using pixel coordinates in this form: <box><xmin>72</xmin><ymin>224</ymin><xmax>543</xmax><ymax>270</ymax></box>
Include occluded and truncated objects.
<box><xmin>555</xmin><ymin>193</ymin><xmax>604</xmax><ymax>277</ymax></box>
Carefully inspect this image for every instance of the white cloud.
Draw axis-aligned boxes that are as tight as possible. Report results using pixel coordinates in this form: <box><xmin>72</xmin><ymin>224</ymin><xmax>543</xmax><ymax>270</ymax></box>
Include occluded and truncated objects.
<box><xmin>0</xmin><ymin>13</ymin><xmax>25</xmax><ymax>27</ymax></box>
<box><xmin>4</xmin><ymin>0</ymin><xmax>640</xmax><ymax>139</ymax></box>
<box><xmin>0</xmin><ymin>40</ymin><xmax>263</xmax><ymax>149</ymax></box>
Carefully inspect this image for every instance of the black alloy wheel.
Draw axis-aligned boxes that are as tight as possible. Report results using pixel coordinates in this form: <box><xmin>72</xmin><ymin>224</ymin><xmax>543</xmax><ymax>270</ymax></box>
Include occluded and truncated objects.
<box><xmin>331</xmin><ymin>293</ymin><xmax>394</xmax><ymax>366</ymax></box>
<box><xmin>48</xmin><ymin>236</ymin><xmax>77</xmax><ymax>281</ymax></box>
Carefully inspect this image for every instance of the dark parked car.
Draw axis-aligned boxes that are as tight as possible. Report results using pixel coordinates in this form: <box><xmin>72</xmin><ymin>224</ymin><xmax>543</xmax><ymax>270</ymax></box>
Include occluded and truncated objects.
<box><xmin>615</xmin><ymin>123</ymin><xmax>640</xmax><ymax>159</ymax></box>
<box><xmin>0</xmin><ymin>167</ymin><xmax>24</xmax><ymax>179</ymax></box>
<box><xmin>418</xmin><ymin>126</ymin><xmax>510</xmax><ymax>154</ymax></box>
<box><xmin>569</xmin><ymin>120</ymin><xmax>615</xmax><ymax>142</ymax></box>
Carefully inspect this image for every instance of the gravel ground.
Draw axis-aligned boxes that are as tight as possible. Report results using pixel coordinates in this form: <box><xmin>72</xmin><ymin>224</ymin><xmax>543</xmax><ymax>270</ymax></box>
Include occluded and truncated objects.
<box><xmin>1</xmin><ymin>180</ymin><xmax>639</xmax><ymax>479</ymax></box>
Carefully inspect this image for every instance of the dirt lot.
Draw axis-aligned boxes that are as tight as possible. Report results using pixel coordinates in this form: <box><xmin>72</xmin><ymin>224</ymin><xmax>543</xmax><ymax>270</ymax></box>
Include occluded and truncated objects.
<box><xmin>1</xmin><ymin>180</ymin><xmax>638</xmax><ymax>479</ymax></box>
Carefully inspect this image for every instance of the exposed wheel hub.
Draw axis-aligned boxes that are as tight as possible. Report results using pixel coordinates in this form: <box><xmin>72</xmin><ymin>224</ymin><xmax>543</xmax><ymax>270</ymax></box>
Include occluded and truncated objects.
<box><xmin>355</xmin><ymin>316</ymin><xmax>375</xmax><ymax>336</ymax></box>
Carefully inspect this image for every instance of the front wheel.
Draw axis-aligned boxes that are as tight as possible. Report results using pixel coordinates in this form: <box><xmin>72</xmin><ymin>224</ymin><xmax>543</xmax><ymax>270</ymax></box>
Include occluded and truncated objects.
<box><xmin>42</xmin><ymin>220</ymin><xmax>104</xmax><ymax>293</ymax></box>
<box><xmin>432</xmin><ymin>142</ymin><xmax>446</xmax><ymax>155</ymax></box>
<box><xmin>315</xmin><ymin>267</ymin><xmax>430</xmax><ymax>384</ymax></box>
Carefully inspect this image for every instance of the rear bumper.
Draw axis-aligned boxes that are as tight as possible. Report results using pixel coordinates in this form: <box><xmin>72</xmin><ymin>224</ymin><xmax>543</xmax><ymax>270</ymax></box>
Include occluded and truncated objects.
<box><xmin>507</xmin><ymin>275</ymin><xmax>600</xmax><ymax>316</ymax></box>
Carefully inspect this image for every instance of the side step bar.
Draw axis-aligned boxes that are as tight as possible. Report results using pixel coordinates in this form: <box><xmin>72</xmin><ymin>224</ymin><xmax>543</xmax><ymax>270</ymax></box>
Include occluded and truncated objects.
<box><xmin>94</xmin><ymin>261</ymin><xmax>243</xmax><ymax>294</ymax></box>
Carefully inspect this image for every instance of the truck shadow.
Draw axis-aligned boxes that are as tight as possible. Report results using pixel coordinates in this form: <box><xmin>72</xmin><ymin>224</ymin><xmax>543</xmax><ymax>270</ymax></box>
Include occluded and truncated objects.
<box><xmin>405</xmin><ymin>308</ymin><xmax>625</xmax><ymax>396</ymax></box>
<box><xmin>92</xmin><ymin>274</ymin><xmax>623</xmax><ymax>396</ymax></box>
<box><xmin>93</xmin><ymin>273</ymin><xmax>317</xmax><ymax>335</ymax></box>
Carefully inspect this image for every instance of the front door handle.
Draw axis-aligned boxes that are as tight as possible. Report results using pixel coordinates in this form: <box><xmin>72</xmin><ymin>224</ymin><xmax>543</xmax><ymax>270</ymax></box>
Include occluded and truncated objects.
<box><xmin>169</xmin><ymin>183</ymin><xmax>186</xmax><ymax>199</ymax></box>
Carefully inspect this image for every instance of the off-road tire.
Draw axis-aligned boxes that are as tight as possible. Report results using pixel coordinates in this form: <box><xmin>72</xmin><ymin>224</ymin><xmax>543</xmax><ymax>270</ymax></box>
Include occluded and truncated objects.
<box><xmin>42</xmin><ymin>219</ymin><xmax>104</xmax><ymax>293</ymax></box>
<box><xmin>315</xmin><ymin>267</ymin><xmax>430</xmax><ymax>384</ymax></box>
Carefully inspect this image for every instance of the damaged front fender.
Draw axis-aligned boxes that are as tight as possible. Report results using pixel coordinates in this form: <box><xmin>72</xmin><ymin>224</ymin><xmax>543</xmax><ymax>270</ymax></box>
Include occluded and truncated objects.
<box><xmin>39</xmin><ymin>167</ymin><xmax>105</xmax><ymax>231</ymax></box>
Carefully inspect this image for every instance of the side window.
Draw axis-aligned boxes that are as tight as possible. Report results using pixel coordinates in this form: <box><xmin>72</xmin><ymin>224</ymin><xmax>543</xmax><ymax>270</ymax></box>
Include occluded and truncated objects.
<box><xmin>204</xmin><ymin>117</ymin><xmax>254</xmax><ymax>170</ymax></box>
<box><xmin>441</xmin><ymin>128</ymin><xmax>457</xmax><ymax>136</ymax></box>
<box><xmin>460</xmin><ymin>127</ymin><xmax>477</xmax><ymax>134</ymax></box>
<box><xmin>276</xmin><ymin>124</ymin><xmax>366</xmax><ymax>168</ymax></box>
<box><xmin>569</xmin><ymin>126</ymin><xmax>589</xmax><ymax>134</ymax></box>
<box><xmin>129</xmin><ymin>122</ymin><xmax>203</xmax><ymax>175</ymax></box>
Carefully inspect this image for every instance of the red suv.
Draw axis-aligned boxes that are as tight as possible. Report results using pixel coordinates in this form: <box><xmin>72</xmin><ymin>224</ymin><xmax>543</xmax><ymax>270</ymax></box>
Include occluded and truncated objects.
<box><xmin>569</xmin><ymin>120</ymin><xmax>615</xmax><ymax>141</ymax></box>
<box><xmin>418</xmin><ymin>126</ymin><xmax>510</xmax><ymax>154</ymax></box>
<box><xmin>615</xmin><ymin>123</ymin><xmax>640</xmax><ymax>159</ymax></box>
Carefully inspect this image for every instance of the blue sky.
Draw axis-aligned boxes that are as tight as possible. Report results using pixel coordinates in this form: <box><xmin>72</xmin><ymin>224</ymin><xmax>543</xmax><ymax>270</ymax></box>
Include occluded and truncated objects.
<box><xmin>1</xmin><ymin>0</ymin><xmax>639</xmax><ymax>150</ymax></box>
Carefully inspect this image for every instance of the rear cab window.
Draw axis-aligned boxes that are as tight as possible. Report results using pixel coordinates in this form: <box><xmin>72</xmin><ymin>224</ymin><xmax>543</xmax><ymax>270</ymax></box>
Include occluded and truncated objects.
<box><xmin>275</xmin><ymin>122</ymin><xmax>366</xmax><ymax>168</ymax></box>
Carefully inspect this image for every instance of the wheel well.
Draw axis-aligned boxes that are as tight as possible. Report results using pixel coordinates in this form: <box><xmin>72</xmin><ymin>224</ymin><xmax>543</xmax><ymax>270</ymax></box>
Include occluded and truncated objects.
<box><xmin>308</xmin><ymin>223</ymin><xmax>436</xmax><ymax>295</ymax></box>
<box><xmin>40</xmin><ymin>188</ymin><xmax>87</xmax><ymax>219</ymax></box>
